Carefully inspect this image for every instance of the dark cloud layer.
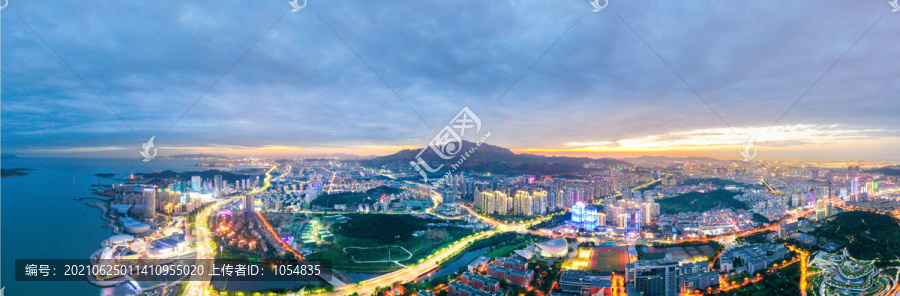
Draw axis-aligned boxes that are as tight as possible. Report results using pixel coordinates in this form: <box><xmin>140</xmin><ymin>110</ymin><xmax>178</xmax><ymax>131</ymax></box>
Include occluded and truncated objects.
<box><xmin>2</xmin><ymin>0</ymin><xmax>898</xmax><ymax>157</ymax></box>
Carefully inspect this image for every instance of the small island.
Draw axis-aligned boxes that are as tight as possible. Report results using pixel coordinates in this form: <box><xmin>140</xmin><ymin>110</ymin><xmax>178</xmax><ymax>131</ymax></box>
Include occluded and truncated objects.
<box><xmin>2</xmin><ymin>168</ymin><xmax>34</xmax><ymax>178</ymax></box>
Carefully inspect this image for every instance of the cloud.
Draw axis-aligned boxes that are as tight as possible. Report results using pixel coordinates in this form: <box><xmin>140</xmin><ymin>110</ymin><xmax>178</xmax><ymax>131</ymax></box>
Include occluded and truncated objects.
<box><xmin>2</xmin><ymin>0</ymin><xmax>898</xmax><ymax>159</ymax></box>
<box><xmin>554</xmin><ymin>124</ymin><xmax>894</xmax><ymax>151</ymax></box>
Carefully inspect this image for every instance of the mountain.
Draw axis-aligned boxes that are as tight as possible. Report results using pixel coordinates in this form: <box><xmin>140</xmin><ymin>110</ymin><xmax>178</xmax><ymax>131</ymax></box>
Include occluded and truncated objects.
<box><xmin>361</xmin><ymin>141</ymin><xmax>630</xmax><ymax>176</ymax></box>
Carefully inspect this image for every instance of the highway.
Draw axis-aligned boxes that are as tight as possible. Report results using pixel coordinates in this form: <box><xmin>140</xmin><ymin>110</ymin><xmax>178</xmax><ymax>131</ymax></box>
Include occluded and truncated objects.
<box><xmin>183</xmin><ymin>165</ymin><xmax>277</xmax><ymax>296</ymax></box>
<box><xmin>316</xmin><ymin>216</ymin><xmax>548</xmax><ymax>296</ymax></box>
<box><xmin>185</xmin><ymin>172</ymin><xmax>830</xmax><ymax>295</ymax></box>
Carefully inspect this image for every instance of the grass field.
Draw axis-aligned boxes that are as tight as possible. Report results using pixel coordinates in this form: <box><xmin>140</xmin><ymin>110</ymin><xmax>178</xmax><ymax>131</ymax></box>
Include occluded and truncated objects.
<box><xmin>344</xmin><ymin>245</ymin><xmax>412</xmax><ymax>262</ymax></box>
<box><xmin>590</xmin><ymin>247</ymin><xmax>627</xmax><ymax>271</ymax></box>
<box><xmin>306</xmin><ymin>214</ymin><xmax>472</xmax><ymax>272</ymax></box>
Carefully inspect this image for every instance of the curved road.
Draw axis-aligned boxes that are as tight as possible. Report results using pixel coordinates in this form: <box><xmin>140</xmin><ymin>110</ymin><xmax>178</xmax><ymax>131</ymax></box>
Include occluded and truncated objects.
<box><xmin>316</xmin><ymin>217</ymin><xmax>547</xmax><ymax>296</ymax></box>
<box><xmin>184</xmin><ymin>165</ymin><xmax>277</xmax><ymax>296</ymax></box>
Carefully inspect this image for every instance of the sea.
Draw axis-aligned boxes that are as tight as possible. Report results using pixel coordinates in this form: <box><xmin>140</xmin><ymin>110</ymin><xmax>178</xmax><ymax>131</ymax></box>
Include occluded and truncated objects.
<box><xmin>1</xmin><ymin>157</ymin><xmax>205</xmax><ymax>296</ymax></box>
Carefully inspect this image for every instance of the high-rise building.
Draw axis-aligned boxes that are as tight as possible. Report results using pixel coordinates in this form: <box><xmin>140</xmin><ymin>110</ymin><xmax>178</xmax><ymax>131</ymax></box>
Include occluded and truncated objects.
<box><xmin>556</xmin><ymin>190</ymin><xmax>566</xmax><ymax>209</ymax></box>
<box><xmin>625</xmin><ymin>208</ymin><xmax>642</xmax><ymax>235</ymax></box>
<box><xmin>192</xmin><ymin>176</ymin><xmax>202</xmax><ymax>193</ymax></box>
<box><xmin>570</xmin><ymin>202</ymin><xmax>597</xmax><ymax>230</ymax></box>
<box><xmin>778</xmin><ymin>220</ymin><xmax>799</xmax><ymax>238</ymax></box>
<box><xmin>143</xmin><ymin>187</ymin><xmax>157</xmax><ymax>221</ymax></box>
<box><xmin>156</xmin><ymin>188</ymin><xmax>164</xmax><ymax>212</ymax></box>
<box><xmin>514</xmin><ymin>191</ymin><xmax>534</xmax><ymax>216</ymax></box>
<box><xmin>582</xmin><ymin>206</ymin><xmax>598</xmax><ymax>230</ymax></box>
<box><xmin>625</xmin><ymin>259</ymin><xmax>678</xmax><ymax>296</ymax></box>
<box><xmin>548</xmin><ymin>191</ymin><xmax>558</xmax><ymax>212</ymax></box>
<box><xmin>533</xmin><ymin>190</ymin><xmax>548</xmax><ymax>215</ymax></box>
<box><xmin>605</xmin><ymin>204</ymin><xmax>623</xmax><ymax>227</ymax></box>
<box><xmin>244</xmin><ymin>194</ymin><xmax>255</xmax><ymax>213</ymax></box>
<box><xmin>474</xmin><ymin>190</ymin><xmax>484</xmax><ymax>209</ymax></box>
<box><xmin>572</xmin><ymin>202</ymin><xmax>584</xmax><ymax>224</ymax></box>
<box><xmin>477</xmin><ymin>190</ymin><xmax>513</xmax><ymax>215</ymax></box>
<box><xmin>807</xmin><ymin>188</ymin><xmax>817</xmax><ymax>207</ymax></box>
<box><xmin>865</xmin><ymin>182</ymin><xmax>876</xmax><ymax>194</ymax></box>
<box><xmin>214</xmin><ymin>174</ymin><xmax>223</xmax><ymax>197</ymax></box>
<box><xmin>816</xmin><ymin>199</ymin><xmax>831</xmax><ymax>221</ymax></box>
<box><xmin>642</xmin><ymin>202</ymin><xmax>659</xmax><ymax>225</ymax></box>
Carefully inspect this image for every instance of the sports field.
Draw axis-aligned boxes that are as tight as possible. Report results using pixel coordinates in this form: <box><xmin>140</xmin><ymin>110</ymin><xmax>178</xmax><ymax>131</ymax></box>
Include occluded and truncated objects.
<box><xmin>590</xmin><ymin>247</ymin><xmax>627</xmax><ymax>271</ymax></box>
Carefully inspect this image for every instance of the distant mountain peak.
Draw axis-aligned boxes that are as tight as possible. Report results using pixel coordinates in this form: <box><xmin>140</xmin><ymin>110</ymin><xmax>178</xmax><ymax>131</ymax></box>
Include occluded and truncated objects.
<box><xmin>361</xmin><ymin>141</ymin><xmax>630</xmax><ymax>175</ymax></box>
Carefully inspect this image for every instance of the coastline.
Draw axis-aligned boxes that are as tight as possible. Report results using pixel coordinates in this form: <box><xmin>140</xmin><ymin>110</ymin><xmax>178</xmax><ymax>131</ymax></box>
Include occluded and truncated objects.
<box><xmin>85</xmin><ymin>200</ymin><xmax>123</xmax><ymax>235</ymax></box>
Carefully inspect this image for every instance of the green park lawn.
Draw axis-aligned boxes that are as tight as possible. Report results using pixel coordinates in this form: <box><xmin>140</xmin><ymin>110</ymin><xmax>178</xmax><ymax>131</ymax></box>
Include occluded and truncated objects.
<box><xmin>305</xmin><ymin>214</ymin><xmax>472</xmax><ymax>273</ymax></box>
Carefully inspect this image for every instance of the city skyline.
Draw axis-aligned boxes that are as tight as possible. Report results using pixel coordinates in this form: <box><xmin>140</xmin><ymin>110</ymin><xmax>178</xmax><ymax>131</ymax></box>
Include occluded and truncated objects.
<box><xmin>3</xmin><ymin>1</ymin><xmax>899</xmax><ymax>160</ymax></box>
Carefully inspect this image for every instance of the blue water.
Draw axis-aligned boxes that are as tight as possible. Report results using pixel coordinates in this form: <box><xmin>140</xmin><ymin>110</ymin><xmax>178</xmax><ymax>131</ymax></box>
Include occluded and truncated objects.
<box><xmin>416</xmin><ymin>247</ymin><xmax>488</xmax><ymax>282</ymax></box>
<box><xmin>1</xmin><ymin>157</ymin><xmax>204</xmax><ymax>296</ymax></box>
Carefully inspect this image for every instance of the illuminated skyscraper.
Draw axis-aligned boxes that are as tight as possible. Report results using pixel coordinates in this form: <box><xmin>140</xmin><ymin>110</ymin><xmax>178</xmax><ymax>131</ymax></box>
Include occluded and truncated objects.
<box><xmin>143</xmin><ymin>187</ymin><xmax>156</xmax><ymax>220</ymax></box>
<box><xmin>570</xmin><ymin>201</ymin><xmax>597</xmax><ymax>230</ymax></box>
<box><xmin>582</xmin><ymin>206</ymin><xmax>598</xmax><ymax>230</ymax></box>
<box><xmin>605</xmin><ymin>204</ymin><xmax>623</xmax><ymax>227</ymax></box>
<box><xmin>514</xmin><ymin>191</ymin><xmax>534</xmax><ymax>216</ymax></box>
<box><xmin>572</xmin><ymin>202</ymin><xmax>584</xmax><ymax>224</ymax></box>
<box><xmin>807</xmin><ymin>188</ymin><xmax>817</xmax><ymax>207</ymax></box>
<box><xmin>815</xmin><ymin>199</ymin><xmax>830</xmax><ymax>221</ymax></box>
<box><xmin>192</xmin><ymin>175</ymin><xmax>202</xmax><ymax>192</ymax></box>
<box><xmin>214</xmin><ymin>174</ymin><xmax>223</xmax><ymax>197</ymax></box>
<box><xmin>533</xmin><ymin>190</ymin><xmax>548</xmax><ymax>215</ymax></box>
<box><xmin>156</xmin><ymin>188</ymin><xmax>164</xmax><ymax>212</ymax></box>
<box><xmin>625</xmin><ymin>209</ymin><xmax>641</xmax><ymax>235</ymax></box>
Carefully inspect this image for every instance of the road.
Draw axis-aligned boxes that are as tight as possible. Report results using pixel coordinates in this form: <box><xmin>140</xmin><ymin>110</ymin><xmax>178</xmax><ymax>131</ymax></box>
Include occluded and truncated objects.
<box><xmin>316</xmin><ymin>216</ymin><xmax>547</xmax><ymax>296</ymax></box>
<box><xmin>183</xmin><ymin>165</ymin><xmax>277</xmax><ymax>296</ymax></box>
<box><xmin>308</xmin><ymin>185</ymin><xmax>553</xmax><ymax>295</ymax></box>
<box><xmin>325</xmin><ymin>178</ymin><xmax>659</xmax><ymax>296</ymax></box>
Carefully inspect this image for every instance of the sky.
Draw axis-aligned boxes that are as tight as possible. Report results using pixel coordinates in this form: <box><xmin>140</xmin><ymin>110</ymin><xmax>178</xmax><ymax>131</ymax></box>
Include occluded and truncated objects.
<box><xmin>2</xmin><ymin>0</ymin><xmax>899</xmax><ymax>161</ymax></box>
